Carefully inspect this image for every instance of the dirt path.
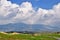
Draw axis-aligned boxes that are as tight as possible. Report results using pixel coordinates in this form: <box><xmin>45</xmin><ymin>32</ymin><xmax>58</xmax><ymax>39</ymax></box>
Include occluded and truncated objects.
<box><xmin>48</xmin><ymin>36</ymin><xmax>60</xmax><ymax>40</ymax></box>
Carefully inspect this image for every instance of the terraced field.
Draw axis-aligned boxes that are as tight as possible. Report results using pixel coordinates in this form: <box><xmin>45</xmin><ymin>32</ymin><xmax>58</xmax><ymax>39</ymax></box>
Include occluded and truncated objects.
<box><xmin>0</xmin><ymin>32</ymin><xmax>60</xmax><ymax>40</ymax></box>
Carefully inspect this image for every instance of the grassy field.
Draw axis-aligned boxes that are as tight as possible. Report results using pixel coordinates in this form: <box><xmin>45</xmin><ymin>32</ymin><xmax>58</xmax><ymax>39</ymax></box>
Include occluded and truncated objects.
<box><xmin>0</xmin><ymin>32</ymin><xmax>60</xmax><ymax>40</ymax></box>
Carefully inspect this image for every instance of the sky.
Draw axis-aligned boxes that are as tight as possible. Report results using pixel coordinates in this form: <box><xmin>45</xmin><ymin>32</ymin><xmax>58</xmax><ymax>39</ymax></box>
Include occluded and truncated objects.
<box><xmin>0</xmin><ymin>0</ymin><xmax>60</xmax><ymax>31</ymax></box>
<box><xmin>8</xmin><ymin>0</ymin><xmax>60</xmax><ymax>9</ymax></box>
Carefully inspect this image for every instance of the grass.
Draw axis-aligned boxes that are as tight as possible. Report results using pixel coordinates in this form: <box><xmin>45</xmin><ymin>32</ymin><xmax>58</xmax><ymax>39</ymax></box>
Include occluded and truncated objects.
<box><xmin>0</xmin><ymin>32</ymin><xmax>60</xmax><ymax>40</ymax></box>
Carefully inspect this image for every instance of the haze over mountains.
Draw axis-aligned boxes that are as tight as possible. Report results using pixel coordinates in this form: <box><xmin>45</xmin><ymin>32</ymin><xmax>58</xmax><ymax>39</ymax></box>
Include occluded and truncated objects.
<box><xmin>0</xmin><ymin>23</ymin><xmax>60</xmax><ymax>32</ymax></box>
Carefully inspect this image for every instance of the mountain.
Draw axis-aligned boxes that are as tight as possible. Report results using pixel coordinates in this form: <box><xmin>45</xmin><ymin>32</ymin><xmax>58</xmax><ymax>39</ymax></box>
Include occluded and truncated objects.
<box><xmin>0</xmin><ymin>23</ymin><xmax>60</xmax><ymax>32</ymax></box>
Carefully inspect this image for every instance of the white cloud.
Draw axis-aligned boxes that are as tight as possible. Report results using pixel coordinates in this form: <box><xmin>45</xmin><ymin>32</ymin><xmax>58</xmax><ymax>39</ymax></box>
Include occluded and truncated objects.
<box><xmin>0</xmin><ymin>0</ymin><xmax>60</xmax><ymax>26</ymax></box>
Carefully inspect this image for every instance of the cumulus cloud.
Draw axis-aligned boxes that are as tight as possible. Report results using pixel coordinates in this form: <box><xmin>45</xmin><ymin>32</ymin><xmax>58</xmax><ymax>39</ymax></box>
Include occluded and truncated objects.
<box><xmin>0</xmin><ymin>0</ymin><xmax>60</xmax><ymax>26</ymax></box>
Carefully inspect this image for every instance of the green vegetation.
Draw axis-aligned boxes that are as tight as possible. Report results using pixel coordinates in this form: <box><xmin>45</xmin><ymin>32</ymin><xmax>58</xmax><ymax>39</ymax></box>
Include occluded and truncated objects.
<box><xmin>0</xmin><ymin>32</ymin><xmax>60</xmax><ymax>40</ymax></box>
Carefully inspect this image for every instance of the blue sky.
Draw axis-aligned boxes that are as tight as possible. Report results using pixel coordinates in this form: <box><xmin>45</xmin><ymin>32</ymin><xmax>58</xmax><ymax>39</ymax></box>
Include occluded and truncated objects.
<box><xmin>8</xmin><ymin>0</ymin><xmax>60</xmax><ymax>9</ymax></box>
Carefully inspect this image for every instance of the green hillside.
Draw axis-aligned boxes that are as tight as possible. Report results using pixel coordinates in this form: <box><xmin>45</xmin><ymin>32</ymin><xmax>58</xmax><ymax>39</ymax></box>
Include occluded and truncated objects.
<box><xmin>0</xmin><ymin>32</ymin><xmax>60</xmax><ymax>40</ymax></box>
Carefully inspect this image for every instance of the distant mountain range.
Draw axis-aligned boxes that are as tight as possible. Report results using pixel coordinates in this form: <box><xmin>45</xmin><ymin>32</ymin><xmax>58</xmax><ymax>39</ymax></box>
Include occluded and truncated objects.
<box><xmin>0</xmin><ymin>23</ymin><xmax>60</xmax><ymax>32</ymax></box>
